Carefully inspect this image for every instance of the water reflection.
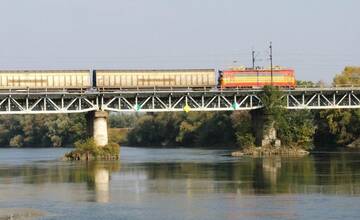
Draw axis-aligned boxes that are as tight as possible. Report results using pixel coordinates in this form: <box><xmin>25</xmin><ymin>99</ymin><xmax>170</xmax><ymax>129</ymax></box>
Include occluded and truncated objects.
<box><xmin>0</xmin><ymin>150</ymin><xmax>360</xmax><ymax>204</ymax></box>
<box><xmin>262</xmin><ymin>157</ymin><xmax>282</xmax><ymax>185</ymax></box>
<box><xmin>93</xmin><ymin>168</ymin><xmax>109</xmax><ymax>203</ymax></box>
<box><xmin>124</xmin><ymin>152</ymin><xmax>360</xmax><ymax>195</ymax></box>
<box><xmin>0</xmin><ymin>161</ymin><xmax>121</xmax><ymax>203</ymax></box>
<box><xmin>86</xmin><ymin>162</ymin><xmax>120</xmax><ymax>203</ymax></box>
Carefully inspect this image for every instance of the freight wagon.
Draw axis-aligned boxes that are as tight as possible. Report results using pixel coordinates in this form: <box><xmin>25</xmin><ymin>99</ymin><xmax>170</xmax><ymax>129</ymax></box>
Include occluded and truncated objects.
<box><xmin>94</xmin><ymin>69</ymin><xmax>216</xmax><ymax>89</ymax></box>
<box><xmin>219</xmin><ymin>68</ymin><xmax>296</xmax><ymax>89</ymax></box>
<box><xmin>0</xmin><ymin>70</ymin><xmax>91</xmax><ymax>90</ymax></box>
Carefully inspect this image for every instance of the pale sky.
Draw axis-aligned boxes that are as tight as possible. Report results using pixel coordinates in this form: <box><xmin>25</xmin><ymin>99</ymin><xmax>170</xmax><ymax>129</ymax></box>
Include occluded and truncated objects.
<box><xmin>0</xmin><ymin>0</ymin><xmax>359</xmax><ymax>83</ymax></box>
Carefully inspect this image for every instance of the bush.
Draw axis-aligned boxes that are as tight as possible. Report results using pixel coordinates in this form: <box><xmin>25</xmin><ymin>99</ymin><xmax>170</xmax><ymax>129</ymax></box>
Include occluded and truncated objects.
<box><xmin>236</xmin><ymin>133</ymin><xmax>255</xmax><ymax>149</ymax></box>
<box><xmin>9</xmin><ymin>135</ymin><xmax>24</xmax><ymax>147</ymax></box>
<box><xmin>65</xmin><ymin>138</ymin><xmax>120</xmax><ymax>160</ymax></box>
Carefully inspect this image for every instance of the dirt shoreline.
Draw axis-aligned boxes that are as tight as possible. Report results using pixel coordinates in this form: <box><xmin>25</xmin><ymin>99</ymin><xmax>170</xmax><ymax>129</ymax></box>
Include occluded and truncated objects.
<box><xmin>0</xmin><ymin>208</ymin><xmax>46</xmax><ymax>220</ymax></box>
<box><xmin>231</xmin><ymin>146</ymin><xmax>310</xmax><ymax>157</ymax></box>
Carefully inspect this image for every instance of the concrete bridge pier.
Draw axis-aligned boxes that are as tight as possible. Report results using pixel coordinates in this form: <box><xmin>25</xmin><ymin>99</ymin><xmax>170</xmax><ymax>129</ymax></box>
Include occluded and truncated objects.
<box><xmin>87</xmin><ymin>111</ymin><xmax>109</xmax><ymax>147</ymax></box>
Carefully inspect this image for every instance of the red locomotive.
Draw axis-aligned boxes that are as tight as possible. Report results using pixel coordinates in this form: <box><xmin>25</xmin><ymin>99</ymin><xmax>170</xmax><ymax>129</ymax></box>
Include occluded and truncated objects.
<box><xmin>219</xmin><ymin>67</ymin><xmax>296</xmax><ymax>89</ymax></box>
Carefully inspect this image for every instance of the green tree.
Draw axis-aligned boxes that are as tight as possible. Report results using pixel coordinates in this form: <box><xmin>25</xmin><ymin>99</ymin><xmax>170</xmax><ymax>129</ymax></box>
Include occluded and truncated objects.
<box><xmin>277</xmin><ymin>110</ymin><xmax>315</xmax><ymax>149</ymax></box>
<box><xmin>196</xmin><ymin>112</ymin><xmax>236</xmax><ymax>147</ymax></box>
<box><xmin>176</xmin><ymin>112</ymin><xmax>211</xmax><ymax>146</ymax></box>
<box><xmin>315</xmin><ymin>66</ymin><xmax>360</xmax><ymax>149</ymax></box>
<box><xmin>315</xmin><ymin>109</ymin><xmax>360</xmax><ymax>147</ymax></box>
<box><xmin>231</xmin><ymin>111</ymin><xmax>255</xmax><ymax>148</ymax></box>
<box><xmin>109</xmin><ymin>113</ymin><xmax>137</xmax><ymax>128</ymax></box>
<box><xmin>127</xmin><ymin>114</ymin><xmax>173</xmax><ymax>146</ymax></box>
<box><xmin>260</xmin><ymin>86</ymin><xmax>286</xmax><ymax>130</ymax></box>
<box><xmin>0</xmin><ymin>114</ymin><xmax>86</xmax><ymax>148</ymax></box>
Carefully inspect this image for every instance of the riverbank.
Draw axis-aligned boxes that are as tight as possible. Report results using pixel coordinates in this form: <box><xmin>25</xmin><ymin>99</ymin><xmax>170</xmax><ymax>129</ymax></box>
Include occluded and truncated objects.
<box><xmin>0</xmin><ymin>208</ymin><xmax>46</xmax><ymax>219</ymax></box>
<box><xmin>109</xmin><ymin>128</ymin><xmax>129</xmax><ymax>144</ymax></box>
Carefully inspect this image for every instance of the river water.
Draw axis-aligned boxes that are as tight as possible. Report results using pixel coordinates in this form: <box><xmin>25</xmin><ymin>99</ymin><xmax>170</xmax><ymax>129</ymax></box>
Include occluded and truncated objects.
<box><xmin>0</xmin><ymin>147</ymin><xmax>359</xmax><ymax>219</ymax></box>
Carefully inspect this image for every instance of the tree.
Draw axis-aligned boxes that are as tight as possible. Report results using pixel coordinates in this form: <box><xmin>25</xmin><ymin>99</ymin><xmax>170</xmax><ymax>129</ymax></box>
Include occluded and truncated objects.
<box><xmin>0</xmin><ymin>114</ymin><xmax>87</xmax><ymax>148</ymax></box>
<box><xmin>333</xmin><ymin>66</ymin><xmax>360</xmax><ymax>86</ymax></box>
<box><xmin>196</xmin><ymin>112</ymin><xmax>236</xmax><ymax>147</ymax></box>
<box><xmin>315</xmin><ymin>66</ymin><xmax>360</xmax><ymax>148</ymax></box>
<box><xmin>127</xmin><ymin>114</ymin><xmax>169</xmax><ymax>146</ymax></box>
<box><xmin>128</xmin><ymin>112</ymin><xmax>236</xmax><ymax>147</ymax></box>
<box><xmin>315</xmin><ymin>109</ymin><xmax>360</xmax><ymax>147</ymax></box>
<box><xmin>277</xmin><ymin>110</ymin><xmax>315</xmax><ymax>149</ymax></box>
<box><xmin>296</xmin><ymin>80</ymin><xmax>317</xmax><ymax>87</ymax></box>
<box><xmin>176</xmin><ymin>112</ymin><xmax>211</xmax><ymax>146</ymax></box>
<box><xmin>260</xmin><ymin>86</ymin><xmax>286</xmax><ymax>129</ymax></box>
<box><xmin>109</xmin><ymin>113</ymin><xmax>137</xmax><ymax>128</ymax></box>
<box><xmin>231</xmin><ymin>111</ymin><xmax>254</xmax><ymax>148</ymax></box>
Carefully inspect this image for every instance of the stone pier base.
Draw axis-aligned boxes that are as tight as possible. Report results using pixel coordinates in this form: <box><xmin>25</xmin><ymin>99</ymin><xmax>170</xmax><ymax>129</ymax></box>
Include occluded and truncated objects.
<box><xmin>87</xmin><ymin>111</ymin><xmax>109</xmax><ymax>147</ymax></box>
<box><xmin>251</xmin><ymin>110</ymin><xmax>281</xmax><ymax>147</ymax></box>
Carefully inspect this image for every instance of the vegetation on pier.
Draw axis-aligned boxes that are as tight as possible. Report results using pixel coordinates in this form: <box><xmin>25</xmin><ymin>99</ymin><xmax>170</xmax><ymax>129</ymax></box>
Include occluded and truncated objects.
<box><xmin>259</xmin><ymin>86</ymin><xmax>315</xmax><ymax>149</ymax></box>
<box><xmin>64</xmin><ymin>138</ymin><xmax>119</xmax><ymax>161</ymax></box>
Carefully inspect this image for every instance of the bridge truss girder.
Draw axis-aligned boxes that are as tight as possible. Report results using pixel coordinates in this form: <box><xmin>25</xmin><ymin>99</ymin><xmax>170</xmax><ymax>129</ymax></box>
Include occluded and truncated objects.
<box><xmin>101</xmin><ymin>91</ymin><xmax>263</xmax><ymax>112</ymax></box>
<box><xmin>284</xmin><ymin>90</ymin><xmax>360</xmax><ymax>109</ymax></box>
<box><xmin>1</xmin><ymin>88</ymin><xmax>360</xmax><ymax>115</ymax></box>
<box><xmin>0</xmin><ymin>92</ymin><xmax>98</xmax><ymax>114</ymax></box>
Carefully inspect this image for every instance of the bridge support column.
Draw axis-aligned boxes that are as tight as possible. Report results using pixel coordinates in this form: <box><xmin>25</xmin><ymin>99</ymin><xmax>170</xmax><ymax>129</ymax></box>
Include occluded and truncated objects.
<box><xmin>251</xmin><ymin>110</ymin><xmax>281</xmax><ymax>147</ymax></box>
<box><xmin>87</xmin><ymin>111</ymin><xmax>109</xmax><ymax>147</ymax></box>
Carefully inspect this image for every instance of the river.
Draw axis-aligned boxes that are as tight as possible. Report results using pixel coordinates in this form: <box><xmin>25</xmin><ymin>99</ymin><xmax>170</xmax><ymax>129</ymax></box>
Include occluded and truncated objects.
<box><xmin>0</xmin><ymin>147</ymin><xmax>359</xmax><ymax>219</ymax></box>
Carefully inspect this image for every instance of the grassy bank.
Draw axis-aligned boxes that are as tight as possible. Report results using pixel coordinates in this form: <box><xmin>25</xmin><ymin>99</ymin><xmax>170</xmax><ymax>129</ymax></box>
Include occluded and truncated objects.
<box><xmin>109</xmin><ymin>128</ymin><xmax>130</xmax><ymax>144</ymax></box>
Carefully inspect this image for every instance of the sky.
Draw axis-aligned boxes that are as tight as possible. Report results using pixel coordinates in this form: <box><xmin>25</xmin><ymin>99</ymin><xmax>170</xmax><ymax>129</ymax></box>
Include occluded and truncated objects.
<box><xmin>0</xmin><ymin>0</ymin><xmax>359</xmax><ymax>83</ymax></box>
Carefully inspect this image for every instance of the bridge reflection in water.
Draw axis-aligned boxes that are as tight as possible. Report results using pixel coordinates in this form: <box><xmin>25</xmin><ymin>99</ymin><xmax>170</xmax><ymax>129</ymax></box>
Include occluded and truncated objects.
<box><xmin>0</xmin><ymin>149</ymin><xmax>360</xmax><ymax>202</ymax></box>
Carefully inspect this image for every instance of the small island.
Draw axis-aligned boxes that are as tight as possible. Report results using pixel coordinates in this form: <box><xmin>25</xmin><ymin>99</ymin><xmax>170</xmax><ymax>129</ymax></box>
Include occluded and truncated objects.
<box><xmin>64</xmin><ymin>138</ymin><xmax>120</xmax><ymax>161</ymax></box>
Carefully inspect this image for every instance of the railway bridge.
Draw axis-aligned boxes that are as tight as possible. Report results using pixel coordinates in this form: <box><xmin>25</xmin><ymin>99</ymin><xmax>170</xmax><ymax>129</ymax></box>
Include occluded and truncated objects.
<box><xmin>1</xmin><ymin>87</ymin><xmax>360</xmax><ymax>146</ymax></box>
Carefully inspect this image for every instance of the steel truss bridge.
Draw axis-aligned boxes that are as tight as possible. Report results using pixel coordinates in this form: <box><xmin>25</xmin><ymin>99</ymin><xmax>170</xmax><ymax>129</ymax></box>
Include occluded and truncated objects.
<box><xmin>1</xmin><ymin>87</ymin><xmax>360</xmax><ymax>114</ymax></box>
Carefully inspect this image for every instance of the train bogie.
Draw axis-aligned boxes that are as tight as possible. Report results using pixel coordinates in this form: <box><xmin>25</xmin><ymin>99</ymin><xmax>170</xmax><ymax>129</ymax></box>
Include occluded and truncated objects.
<box><xmin>0</xmin><ymin>70</ymin><xmax>91</xmax><ymax>90</ymax></box>
<box><xmin>95</xmin><ymin>69</ymin><xmax>216</xmax><ymax>89</ymax></box>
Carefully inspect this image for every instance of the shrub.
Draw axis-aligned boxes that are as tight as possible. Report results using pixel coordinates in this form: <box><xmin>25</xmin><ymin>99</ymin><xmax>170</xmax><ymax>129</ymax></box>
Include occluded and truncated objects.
<box><xmin>65</xmin><ymin>138</ymin><xmax>120</xmax><ymax>160</ymax></box>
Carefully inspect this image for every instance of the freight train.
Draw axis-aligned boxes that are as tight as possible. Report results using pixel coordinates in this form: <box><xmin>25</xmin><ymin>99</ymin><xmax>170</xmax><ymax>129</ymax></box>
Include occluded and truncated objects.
<box><xmin>0</xmin><ymin>67</ymin><xmax>295</xmax><ymax>90</ymax></box>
